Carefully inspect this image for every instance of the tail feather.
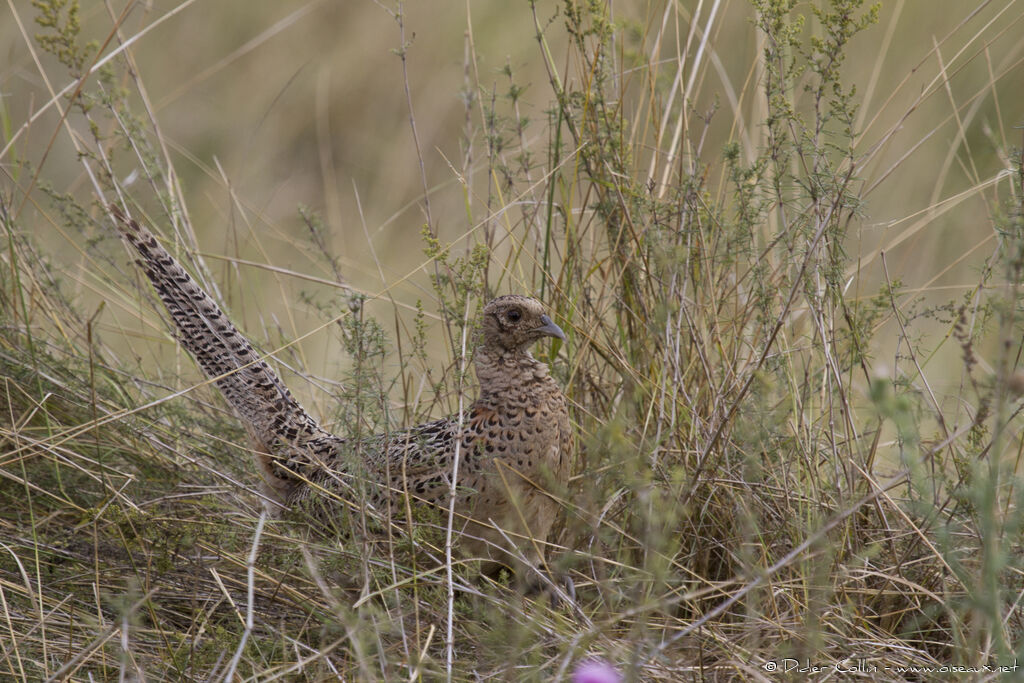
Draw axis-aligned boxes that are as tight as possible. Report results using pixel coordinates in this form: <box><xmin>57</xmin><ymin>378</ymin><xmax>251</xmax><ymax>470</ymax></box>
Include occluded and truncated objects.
<box><xmin>110</xmin><ymin>206</ymin><xmax>331</xmax><ymax>459</ymax></box>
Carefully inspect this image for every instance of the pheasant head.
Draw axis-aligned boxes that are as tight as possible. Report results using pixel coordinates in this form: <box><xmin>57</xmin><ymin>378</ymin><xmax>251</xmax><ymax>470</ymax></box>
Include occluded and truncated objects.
<box><xmin>480</xmin><ymin>295</ymin><xmax>566</xmax><ymax>354</ymax></box>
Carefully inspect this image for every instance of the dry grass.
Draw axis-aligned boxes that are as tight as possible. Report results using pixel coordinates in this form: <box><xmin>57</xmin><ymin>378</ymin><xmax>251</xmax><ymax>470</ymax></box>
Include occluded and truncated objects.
<box><xmin>3</xmin><ymin>0</ymin><xmax>1024</xmax><ymax>680</ymax></box>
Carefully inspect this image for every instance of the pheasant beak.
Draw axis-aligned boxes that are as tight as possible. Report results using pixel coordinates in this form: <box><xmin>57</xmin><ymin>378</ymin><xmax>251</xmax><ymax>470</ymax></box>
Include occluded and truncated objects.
<box><xmin>534</xmin><ymin>314</ymin><xmax>567</xmax><ymax>342</ymax></box>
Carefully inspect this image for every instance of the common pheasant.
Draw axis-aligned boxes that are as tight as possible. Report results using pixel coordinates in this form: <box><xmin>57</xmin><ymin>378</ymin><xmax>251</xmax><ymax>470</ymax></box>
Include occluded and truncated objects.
<box><xmin>110</xmin><ymin>206</ymin><xmax>572</xmax><ymax>579</ymax></box>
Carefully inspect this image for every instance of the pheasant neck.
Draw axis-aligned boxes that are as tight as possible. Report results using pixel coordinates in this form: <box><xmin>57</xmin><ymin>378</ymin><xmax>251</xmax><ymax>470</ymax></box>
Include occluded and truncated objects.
<box><xmin>473</xmin><ymin>345</ymin><xmax>550</xmax><ymax>400</ymax></box>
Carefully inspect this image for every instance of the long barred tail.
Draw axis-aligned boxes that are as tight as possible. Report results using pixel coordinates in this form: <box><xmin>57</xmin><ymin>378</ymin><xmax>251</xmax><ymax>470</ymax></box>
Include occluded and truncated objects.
<box><xmin>110</xmin><ymin>205</ymin><xmax>335</xmax><ymax>470</ymax></box>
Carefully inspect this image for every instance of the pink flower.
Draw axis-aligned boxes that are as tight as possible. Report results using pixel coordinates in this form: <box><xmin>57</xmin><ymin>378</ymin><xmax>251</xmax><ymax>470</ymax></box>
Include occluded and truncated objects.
<box><xmin>572</xmin><ymin>658</ymin><xmax>623</xmax><ymax>683</ymax></box>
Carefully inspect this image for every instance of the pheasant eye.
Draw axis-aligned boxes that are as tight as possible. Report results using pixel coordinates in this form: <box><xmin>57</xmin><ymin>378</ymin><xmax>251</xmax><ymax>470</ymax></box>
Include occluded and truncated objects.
<box><xmin>506</xmin><ymin>309</ymin><xmax>522</xmax><ymax>323</ymax></box>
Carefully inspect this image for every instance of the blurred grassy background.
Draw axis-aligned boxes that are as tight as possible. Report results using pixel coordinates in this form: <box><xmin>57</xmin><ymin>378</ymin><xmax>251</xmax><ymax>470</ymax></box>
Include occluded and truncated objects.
<box><xmin>4</xmin><ymin>0</ymin><xmax>1021</xmax><ymax>383</ymax></box>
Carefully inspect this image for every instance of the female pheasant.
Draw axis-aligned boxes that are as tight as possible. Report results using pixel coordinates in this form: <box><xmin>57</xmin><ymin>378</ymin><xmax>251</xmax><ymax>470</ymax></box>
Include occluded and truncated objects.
<box><xmin>110</xmin><ymin>206</ymin><xmax>572</xmax><ymax>579</ymax></box>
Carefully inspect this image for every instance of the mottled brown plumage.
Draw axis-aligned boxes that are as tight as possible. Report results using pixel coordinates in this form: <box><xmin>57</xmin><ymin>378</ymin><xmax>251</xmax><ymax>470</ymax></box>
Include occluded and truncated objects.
<box><xmin>110</xmin><ymin>206</ymin><xmax>572</xmax><ymax>576</ymax></box>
